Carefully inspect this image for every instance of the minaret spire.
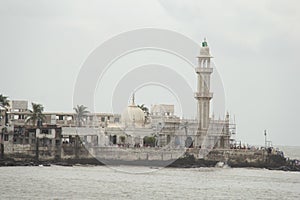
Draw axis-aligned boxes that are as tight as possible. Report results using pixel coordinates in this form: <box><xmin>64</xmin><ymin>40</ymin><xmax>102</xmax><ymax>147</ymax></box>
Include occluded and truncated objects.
<box><xmin>131</xmin><ymin>92</ymin><xmax>135</xmax><ymax>106</ymax></box>
<box><xmin>202</xmin><ymin>37</ymin><xmax>208</xmax><ymax>47</ymax></box>
<box><xmin>195</xmin><ymin>38</ymin><xmax>214</xmax><ymax>146</ymax></box>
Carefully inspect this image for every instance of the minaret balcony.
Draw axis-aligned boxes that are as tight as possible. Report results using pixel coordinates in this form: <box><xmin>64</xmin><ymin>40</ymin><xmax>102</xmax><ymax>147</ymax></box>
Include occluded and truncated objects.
<box><xmin>195</xmin><ymin>67</ymin><xmax>213</xmax><ymax>74</ymax></box>
<box><xmin>194</xmin><ymin>92</ymin><xmax>213</xmax><ymax>99</ymax></box>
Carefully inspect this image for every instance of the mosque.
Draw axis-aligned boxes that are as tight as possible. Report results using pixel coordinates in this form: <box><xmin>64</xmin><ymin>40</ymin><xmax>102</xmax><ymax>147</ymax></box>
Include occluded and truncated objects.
<box><xmin>0</xmin><ymin>39</ymin><xmax>235</xmax><ymax>161</ymax></box>
<box><xmin>92</xmin><ymin>39</ymin><xmax>233</xmax><ymax>150</ymax></box>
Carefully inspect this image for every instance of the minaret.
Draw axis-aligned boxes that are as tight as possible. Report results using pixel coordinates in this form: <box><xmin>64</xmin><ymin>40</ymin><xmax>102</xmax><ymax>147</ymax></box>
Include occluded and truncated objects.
<box><xmin>131</xmin><ymin>92</ymin><xmax>136</xmax><ymax>106</ymax></box>
<box><xmin>195</xmin><ymin>38</ymin><xmax>213</xmax><ymax>146</ymax></box>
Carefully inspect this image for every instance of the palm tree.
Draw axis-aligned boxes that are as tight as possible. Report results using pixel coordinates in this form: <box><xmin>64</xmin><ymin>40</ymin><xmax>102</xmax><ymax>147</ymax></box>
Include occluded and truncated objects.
<box><xmin>0</xmin><ymin>94</ymin><xmax>9</xmax><ymax>152</ymax></box>
<box><xmin>0</xmin><ymin>94</ymin><xmax>9</xmax><ymax>108</ymax></box>
<box><xmin>0</xmin><ymin>94</ymin><xmax>9</xmax><ymax>124</ymax></box>
<box><xmin>138</xmin><ymin>104</ymin><xmax>149</xmax><ymax>123</ymax></box>
<box><xmin>73</xmin><ymin>105</ymin><xmax>89</xmax><ymax>127</ymax></box>
<box><xmin>25</xmin><ymin>103</ymin><xmax>46</xmax><ymax>126</ymax></box>
<box><xmin>137</xmin><ymin>104</ymin><xmax>149</xmax><ymax>114</ymax></box>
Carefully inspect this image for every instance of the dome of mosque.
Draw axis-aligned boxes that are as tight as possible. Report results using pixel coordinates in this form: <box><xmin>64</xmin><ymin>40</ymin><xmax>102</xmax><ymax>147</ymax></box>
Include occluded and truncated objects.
<box><xmin>121</xmin><ymin>94</ymin><xmax>145</xmax><ymax>126</ymax></box>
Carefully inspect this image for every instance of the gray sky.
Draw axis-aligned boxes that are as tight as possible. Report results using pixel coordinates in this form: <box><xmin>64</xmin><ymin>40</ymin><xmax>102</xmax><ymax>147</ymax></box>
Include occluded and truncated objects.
<box><xmin>0</xmin><ymin>0</ymin><xmax>299</xmax><ymax>146</ymax></box>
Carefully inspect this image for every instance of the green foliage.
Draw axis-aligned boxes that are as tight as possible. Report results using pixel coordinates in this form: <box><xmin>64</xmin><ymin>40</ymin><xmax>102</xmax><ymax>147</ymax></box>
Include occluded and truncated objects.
<box><xmin>73</xmin><ymin>105</ymin><xmax>89</xmax><ymax>127</ymax></box>
<box><xmin>119</xmin><ymin>136</ymin><xmax>126</xmax><ymax>143</ymax></box>
<box><xmin>137</xmin><ymin>104</ymin><xmax>149</xmax><ymax>116</ymax></box>
<box><xmin>0</xmin><ymin>94</ymin><xmax>9</xmax><ymax>107</ymax></box>
<box><xmin>143</xmin><ymin>136</ymin><xmax>156</xmax><ymax>147</ymax></box>
<box><xmin>138</xmin><ymin>104</ymin><xmax>149</xmax><ymax>123</ymax></box>
<box><xmin>25</xmin><ymin>103</ymin><xmax>46</xmax><ymax>126</ymax></box>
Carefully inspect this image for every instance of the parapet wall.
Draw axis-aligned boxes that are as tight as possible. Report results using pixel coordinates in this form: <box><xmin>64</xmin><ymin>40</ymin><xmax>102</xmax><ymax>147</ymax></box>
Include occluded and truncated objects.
<box><xmin>87</xmin><ymin>147</ymin><xmax>185</xmax><ymax>161</ymax></box>
<box><xmin>2</xmin><ymin>144</ymin><xmax>286</xmax><ymax>168</ymax></box>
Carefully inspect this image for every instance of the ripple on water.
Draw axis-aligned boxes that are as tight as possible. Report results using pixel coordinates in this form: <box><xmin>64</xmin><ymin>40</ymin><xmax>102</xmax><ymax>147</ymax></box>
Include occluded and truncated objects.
<box><xmin>0</xmin><ymin>166</ymin><xmax>300</xmax><ymax>199</ymax></box>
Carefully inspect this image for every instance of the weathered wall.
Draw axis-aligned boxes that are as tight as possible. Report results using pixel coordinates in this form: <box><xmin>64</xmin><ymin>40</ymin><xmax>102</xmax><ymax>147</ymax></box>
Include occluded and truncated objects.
<box><xmin>4</xmin><ymin>143</ymin><xmax>59</xmax><ymax>161</ymax></box>
<box><xmin>206</xmin><ymin>149</ymin><xmax>265</xmax><ymax>165</ymax></box>
<box><xmin>87</xmin><ymin>147</ymin><xmax>185</xmax><ymax>161</ymax></box>
<box><xmin>3</xmin><ymin>143</ymin><xmax>285</xmax><ymax>168</ymax></box>
<box><xmin>3</xmin><ymin>143</ymin><xmax>186</xmax><ymax>162</ymax></box>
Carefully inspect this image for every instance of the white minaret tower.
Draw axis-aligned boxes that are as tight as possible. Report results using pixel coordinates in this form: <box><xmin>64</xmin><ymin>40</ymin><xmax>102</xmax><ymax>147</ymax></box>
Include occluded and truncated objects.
<box><xmin>195</xmin><ymin>38</ymin><xmax>213</xmax><ymax>146</ymax></box>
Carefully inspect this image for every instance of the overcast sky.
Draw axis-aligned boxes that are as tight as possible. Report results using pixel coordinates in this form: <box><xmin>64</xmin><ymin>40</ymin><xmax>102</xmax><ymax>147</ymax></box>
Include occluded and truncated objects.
<box><xmin>0</xmin><ymin>0</ymin><xmax>299</xmax><ymax>146</ymax></box>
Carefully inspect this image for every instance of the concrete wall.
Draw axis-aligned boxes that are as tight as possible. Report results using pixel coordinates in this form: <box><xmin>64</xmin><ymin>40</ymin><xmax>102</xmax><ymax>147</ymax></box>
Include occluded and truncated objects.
<box><xmin>4</xmin><ymin>140</ymin><xmax>60</xmax><ymax>161</ymax></box>
<box><xmin>3</xmin><ymin>140</ymin><xmax>272</xmax><ymax>166</ymax></box>
<box><xmin>3</xmin><ymin>141</ymin><xmax>186</xmax><ymax>162</ymax></box>
<box><xmin>87</xmin><ymin>147</ymin><xmax>185</xmax><ymax>161</ymax></box>
<box><xmin>186</xmin><ymin>148</ymin><xmax>266</xmax><ymax>166</ymax></box>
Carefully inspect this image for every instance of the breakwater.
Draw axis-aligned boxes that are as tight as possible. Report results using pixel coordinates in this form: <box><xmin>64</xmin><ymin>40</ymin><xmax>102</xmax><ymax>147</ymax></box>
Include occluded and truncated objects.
<box><xmin>1</xmin><ymin>144</ymin><xmax>299</xmax><ymax>172</ymax></box>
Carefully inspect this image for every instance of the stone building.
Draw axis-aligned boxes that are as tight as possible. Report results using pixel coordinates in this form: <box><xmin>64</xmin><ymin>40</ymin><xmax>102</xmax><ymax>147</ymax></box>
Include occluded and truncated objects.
<box><xmin>0</xmin><ymin>40</ymin><xmax>235</xmax><ymax>160</ymax></box>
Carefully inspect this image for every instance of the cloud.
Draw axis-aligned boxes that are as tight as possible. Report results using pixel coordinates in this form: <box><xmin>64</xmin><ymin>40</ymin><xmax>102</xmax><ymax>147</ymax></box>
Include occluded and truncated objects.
<box><xmin>0</xmin><ymin>0</ymin><xmax>299</xmax><ymax>145</ymax></box>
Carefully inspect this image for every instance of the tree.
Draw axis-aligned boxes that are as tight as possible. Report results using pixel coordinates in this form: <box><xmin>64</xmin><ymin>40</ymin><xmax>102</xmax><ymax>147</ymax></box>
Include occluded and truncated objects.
<box><xmin>73</xmin><ymin>105</ymin><xmax>89</xmax><ymax>127</ymax></box>
<box><xmin>137</xmin><ymin>104</ymin><xmax>149</xmax><ymax>114</ymax></box>
<box><xmin>0</xmin><ymin>94</ymin><xmax>9</xmax><ymax>151</ymax></box>
<box><xmin>143</xmin><ymin>136</ymin><xmax>156</xmax><ymax>147</ymax></box>
<box><xmin>119</xmin><ymin>136</ymin><xmax>125</xmax><ymax>144</ymax></box>
<box><xmin>0</xmin><ymin>94</ymin><xmax>9</xmax><ymax>108</ymax></box>
<box><xmin>0</xmin><ymin>94</ymin><xmax>9</xmax><ymax>124</ymax></box>
<box><xmin>138</xmin><ymin>104</ymin><xmax>149</xmax><ymax>123</ymax></box>
<box><xmin>25</xmin><ymin>103</ymin><xmax>46</xmax><ymax>126</ymax></box>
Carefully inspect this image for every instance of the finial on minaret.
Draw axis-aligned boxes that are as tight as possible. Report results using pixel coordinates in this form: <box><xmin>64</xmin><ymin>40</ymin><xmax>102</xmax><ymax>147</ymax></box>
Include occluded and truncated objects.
<box><xmin>202</xmin><ymin>37</ymin><xmax>208</xmax><ymax>47</ymax></box>
<box><xmin>226</xmin><ymin>111</ymin><xmax>230</xmax><ymax>120</ymax></box>
<box><xmin>131</xmin><ymin>92</ymin><xmax>135</xmax><ymax>106</ymax></box>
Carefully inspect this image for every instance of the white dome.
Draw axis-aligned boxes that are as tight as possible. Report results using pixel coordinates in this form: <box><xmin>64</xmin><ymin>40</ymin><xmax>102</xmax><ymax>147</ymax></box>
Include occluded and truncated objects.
<box><xmin>121</xmin><ymin>105</ymin><xmax>145</xmax><ymax>125</ymax></box>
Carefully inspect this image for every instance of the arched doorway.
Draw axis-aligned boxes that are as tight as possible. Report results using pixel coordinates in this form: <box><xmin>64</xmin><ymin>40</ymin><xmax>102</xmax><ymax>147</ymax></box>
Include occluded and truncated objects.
<box><xmin>167</xmin><ymin>135</ymin><xmax>171</xmax><ymax>145</ymax></box>
<box><xmin>110</xmin><ymin>135</ymin><xmax>117</xmax><ymax>145</ymax></box>
<box><xmin>175</xmin><ymin>136</ymin><xmax>180</xmax><ymax>147</ymax></box>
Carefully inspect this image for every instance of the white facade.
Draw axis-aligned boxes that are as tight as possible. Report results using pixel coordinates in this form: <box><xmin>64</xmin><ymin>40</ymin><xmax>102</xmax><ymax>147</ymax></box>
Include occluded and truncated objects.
<box><xmin>194</xmin><ymin>39</ymin><xmax>214</xmax><ymax>146</ymax></box>
<box><xmin>2</xmin><ymin>41</ymin><xmax>233</xmax><ymax>150</ymax></box>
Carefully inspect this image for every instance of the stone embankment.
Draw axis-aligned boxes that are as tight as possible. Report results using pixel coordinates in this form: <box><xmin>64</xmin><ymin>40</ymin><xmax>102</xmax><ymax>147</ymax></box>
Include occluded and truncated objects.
<box><xmin>1</xmin><ymin>148</ymin><xmax>299</xmax><ymax>172</ymax></box>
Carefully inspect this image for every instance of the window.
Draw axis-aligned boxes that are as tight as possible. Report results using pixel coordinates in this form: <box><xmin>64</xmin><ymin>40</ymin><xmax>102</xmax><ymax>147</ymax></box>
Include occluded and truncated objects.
<box><xmin>29</xmin><ymin>132</ymin><xmax>35</xmax><ymax>138</ymax></box>
<box><xmin>4</xmin><ymin>134</ymin><xmax>8</xmax><ymax>141</ymax></box>
<box><xmin>25</xmin><ymin>132</ymin><xmax>29</xmax><ymax>137</ymax></box>
<box><xmin>114</xmin><ymin>118</ymin><xmax>119</xmax><ymax>123</ymax></box>
<box><xmin>101</xmin><ymin>117</ymin><xmax>105</xmax><ymax>122</ymax></box>
<box><xmin>14</xmin><ymin>127</ymin><xmax>20</xmax><ymax>134</ymax></box>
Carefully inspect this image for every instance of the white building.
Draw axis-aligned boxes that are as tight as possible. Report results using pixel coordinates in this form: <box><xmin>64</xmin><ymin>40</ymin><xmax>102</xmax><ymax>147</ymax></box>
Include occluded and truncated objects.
<box><xmin>2</xmin><ymin>40</ymin><xmax>234</xmax><ymax>151</ymax></box>
<box><xmin>95</xmin><ymin>40</ymin><xmax>233</xmax><ymax>149</ymax></box>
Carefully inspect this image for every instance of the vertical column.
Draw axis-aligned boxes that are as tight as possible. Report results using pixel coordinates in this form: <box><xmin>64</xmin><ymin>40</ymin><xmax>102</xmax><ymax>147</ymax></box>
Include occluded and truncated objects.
<box><xmin>195</xmin><ymin>39</ymin><xmax>213</xmax><ymax>147</ymax></box>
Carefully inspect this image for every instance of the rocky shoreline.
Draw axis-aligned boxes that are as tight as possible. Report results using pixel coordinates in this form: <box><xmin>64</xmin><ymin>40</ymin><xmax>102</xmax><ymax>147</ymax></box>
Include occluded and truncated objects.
<box><xmin>1</xmin><ymin>154</ymin><xmax>300</xmax><ymax>172</ymax></box>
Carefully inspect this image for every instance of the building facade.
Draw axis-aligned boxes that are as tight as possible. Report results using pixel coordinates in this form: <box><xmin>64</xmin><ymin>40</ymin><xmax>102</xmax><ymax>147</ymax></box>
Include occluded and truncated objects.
<box><xmin>0</xmin><ymin>40</ymin><xmax>235</xmax><ymax>160</ymax></box>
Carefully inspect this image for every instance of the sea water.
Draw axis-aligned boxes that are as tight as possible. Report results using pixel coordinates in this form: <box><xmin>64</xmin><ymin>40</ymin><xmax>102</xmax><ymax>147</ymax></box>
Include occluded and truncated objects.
<box><xmin>1</xmin><ymin>146</ymin><xmax>300</xmax><ymax>200</ymax></box>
